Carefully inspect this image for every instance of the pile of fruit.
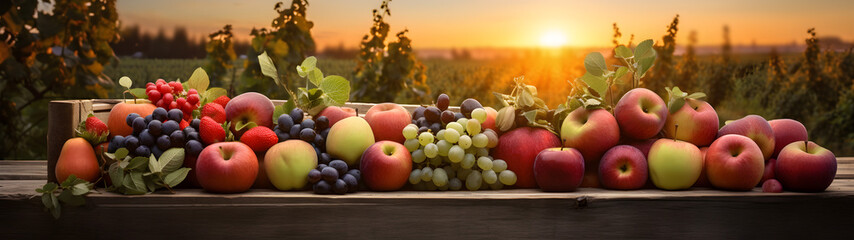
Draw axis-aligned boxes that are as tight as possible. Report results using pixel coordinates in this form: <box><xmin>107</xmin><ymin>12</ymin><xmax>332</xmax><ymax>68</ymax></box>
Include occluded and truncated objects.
<box><xmin>51</xmin><ymin>56</ymin><xmax>838</xmax><ymax>199</ymax></box>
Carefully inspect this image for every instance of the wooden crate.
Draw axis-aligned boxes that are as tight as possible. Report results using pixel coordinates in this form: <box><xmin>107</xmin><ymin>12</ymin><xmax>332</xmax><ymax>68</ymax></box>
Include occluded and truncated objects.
<box><xmin>19</xmin><ymin>99</ymin><xmax>852</xmax><ymax>238</ymax></box>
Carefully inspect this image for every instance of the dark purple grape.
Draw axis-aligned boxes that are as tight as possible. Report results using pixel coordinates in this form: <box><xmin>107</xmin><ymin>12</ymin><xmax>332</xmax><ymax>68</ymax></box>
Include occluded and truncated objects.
<box><xmin>320</xmin><ymin>128</ymin><xmax>330</xmax><ymax>140</ymax></box>
<box><xmin>412</xmin><ymin>106</ymin><xmax>426</xmax><ymax>120</ymax></box>
<box><xmin>347</xmin><ymin>169</ymin><xmax>361</xmax><ymax>181</ymax></box>
<box><xmin>437</xmin><ymin>93</ymin><xmax>450</xmax><ymax>111</ymax></box>
<box><xmin>132</xmin><ymin>117</ymin><xmax>146</xmax><ymax>135</ymax></box>
<box><xmin>162</xmin><ymin>120</ymin><xmax>179</xmax><ymax>136</ymax></box>
<box><xmin>460</xmin><ymin>98</ymin><xmax>483</xmax><ymax>118</ymax></box>
<box><xmin>319</xmin><ymin>153</ymin><xmax>332</xmax><ymax>165</ymax></box>
<box><xmin>125</xmin><ymin>136</ymin><xmax>139</xmax><ymax>151</ymax></box>
<box><xmin>317</xmin><ymin>164</ymin><xmax>328</xmax><ymax>170</ymax></box>
<box><xmin>152</xmin><ymin>108</ymin><xmax>168</xmax><ymax>122</ymax></box>
<box><xmin>454</xmin><ymin>112</ymin><xmax>465</xmax><ymax>121</ymax></box>
<box><xmin>273</xmin><ymin>128</ymin><xmax>289</xmax><ymax>142</ymax></box>
<box><xmin>308</xmin><ymin>169</ymin><xmax>322</xmax><ymax>184</ymax></box>
<box><xmin>300</xmin><ymin>128</ymin><xmax>316</xmax><ymax>142</ymax></box>
<box><xmin>167</xmin><ymin>109</ymin><xmax>183</xmax><ymax>122</ymax></box>
<box><xmin>441</xmin><ymin>110</ymin><xmax>455</xmax><ymax>124</ymax></box>
<box><xmin>183</xmin><ymin>127</ymin><xmax>196</xmax><ymax>136</ymax></box>
<box><xmin>418</xmin><ymin>126</ymin><xmax>429</xmax><ymax>133</ymax></box>
<box><xmin>187</xmin><ymin>132</ymin><xmax>199</xmax><ymax>141</ymax></box>
<box><xmin>314</xmin><ymin>134</ymin><xmax>325</xmax><ymax>150</ymax></box>
<box><xmin>139</xmin><ymin>129</ymin><xmax>154</xmax><ymax>147</ymax></box>
<box><xmin>333</xmin><ymin>179</ymin><xmax>348</xmax><ymax>194</ymax></box>
<box><xmin>315</xmin><ymin>116</ymin><xmax>329</xmax><ymax>130</ymax></box>
<box><xmin>144</xmin><ymin>114</ymin><xmax>153</xmax><ymax>124</ymax></box>
<box><xmin>277</xmin><ymin>114</ymin><xmax>294</xmax><ymax>131</ymax></box>
<box><xmin>148</xmin><ymin>120</ymin><xmax>162</xmax><ymax>136</ymax></box>
<box><xmin>135</xmin><ymin>145</ymin><xmax>151</xmax><ymax>157</ymax></box>
<box><xmin>170</xmin><ymin>130</ymin><xmax>185</xmax><ymax>148</ymax></box>
<box><xmin>289</xmin><ymin>124</ymin><xmax>301</xmax><ymax>138</ymax></box>
<box><xmin>185</xmin><ymin>140</ymin><xmax>203</xmax><ymax>157</ymax></box>
<box><xmin>329</xmin><ymin>160</ymin><xmax>348</xmax><ymax>176</ymax></box>
<box><xmin>424</xmin><ymin>107</ymin><xmax>441</xmax><ymax>123</ymax></box>
<box><xmin>342</xmin><ymin>174</ymin><xmax>358</xmax><ymax>193</ymax></box>
<box><xmin>416</xmin><ymin>117</ymin><xmax>428</xmax><ymax>127</ymax></box>
<box><xmin>301</xmin><ymin>119</ymin><xmax>315</xmax><ymax>130</ymax></box>
<box><xmin>289</xmin><ymin>108</ymin><xmax>304</xmax><ymax>124</ymax></box>
<box><xmin>313</xmin><ymin>181</ymin><xmax>331</xmax><ymax>194</ymax></box>
<box><xmin>126</xmin><ymin>113</ymin><xmax>140</xmax><ymax>126</ymax></box>
<box><xmin>151</xmin><ymin>146</ymin><xmax>164</xmax><ymax>158</ymax></box>
<box><xmin>321</xmin><ymin>167</ymin><xmax>339</xmax><ymax>183</ymax></box>
<box><xmin>156</xmin><ymin>135</ymin><xmax>171</xmax><ymax>150</ymax></box>
<box><xmin>429</xmin><ymin>122</ymin><xmax>441</xmax><ymax>133</ymax></box>
<box><xmin>190</xmin><ymin>118</ymin><xmax>201</xmax><ymax>130</ymax></box>
<box><xmin>111</xmin><ymin>136</ymin><xmax>126</xmax><ymax>150</ymax></box>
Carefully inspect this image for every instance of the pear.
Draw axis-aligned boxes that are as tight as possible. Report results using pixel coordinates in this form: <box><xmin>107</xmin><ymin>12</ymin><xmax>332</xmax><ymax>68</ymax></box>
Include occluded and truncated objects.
<box><xmin>55</xmin><ymin>138</ymin><xmax>101</xmax><ymax>183</ymax></box>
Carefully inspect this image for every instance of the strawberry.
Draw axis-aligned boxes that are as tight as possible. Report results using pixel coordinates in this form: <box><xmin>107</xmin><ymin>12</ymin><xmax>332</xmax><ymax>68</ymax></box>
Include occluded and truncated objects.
<box><xmin>76</xmin><ymin>114</ymin><xmax>110</xmax><ymax>146</ymax></box>
<box><xmin>201</xmin><ymin>103</ymin><xmax>227</xmax><ymax>123</ymax></box>
<box><xmin>240</xmin><ymin>126</ymin><xmax>278</xmax><ymax>152</ymax></box>
<box><xmin>180</xmin><ymin>119</ymin><xmax>190</xmax><ymax>130</ymax></box>
<box><xmin>200</xmin><ymin>116</ymin><xmax>226</xmax><ymax>145</ymax></box>
<box><xmin>213</xmin><ymin>96</ymin><xmax>230</xmax><ymax>108</ymax></box>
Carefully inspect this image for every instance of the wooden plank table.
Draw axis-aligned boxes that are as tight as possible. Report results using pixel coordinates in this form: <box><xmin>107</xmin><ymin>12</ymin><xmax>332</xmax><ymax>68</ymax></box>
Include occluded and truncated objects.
<box><xmin>2</xmin><ymin>158</ymin><xmax>853</xmax><ymax>239</ymax></box>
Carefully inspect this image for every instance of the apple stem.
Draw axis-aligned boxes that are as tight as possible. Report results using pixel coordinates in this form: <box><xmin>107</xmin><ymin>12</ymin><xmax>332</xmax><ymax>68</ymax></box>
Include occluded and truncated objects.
<box><xmin>804</xmin><ymin>139</ymin><xmax>809</xmax><ymax>153</ymax></box>
<box><xmin>561</xmin><ymin>138</ymin><xmax>566</xmax><ymax>151</ymax></box>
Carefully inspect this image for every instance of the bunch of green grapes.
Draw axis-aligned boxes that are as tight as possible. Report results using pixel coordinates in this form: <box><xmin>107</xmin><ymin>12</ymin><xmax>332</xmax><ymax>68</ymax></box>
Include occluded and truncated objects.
<box><xmin>402</xmin><ymin>108</ymin><xmax>518</xmax><ymax>191</ymax></box>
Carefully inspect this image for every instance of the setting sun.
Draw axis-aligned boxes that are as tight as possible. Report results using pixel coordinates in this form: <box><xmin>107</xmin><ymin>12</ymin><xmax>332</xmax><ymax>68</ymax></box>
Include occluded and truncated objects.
<box><xmin>539</xmin><ymin>30</ymin><xmax>568</xmax><ymax>47</ymax></box>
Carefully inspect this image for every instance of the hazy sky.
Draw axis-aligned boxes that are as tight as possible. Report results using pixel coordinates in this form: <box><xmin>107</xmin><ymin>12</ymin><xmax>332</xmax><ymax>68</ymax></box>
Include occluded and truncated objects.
<box><xmin>117</xmin><ymin>0</ymin><xmax>854</xmax><ymax>48</ymax></box>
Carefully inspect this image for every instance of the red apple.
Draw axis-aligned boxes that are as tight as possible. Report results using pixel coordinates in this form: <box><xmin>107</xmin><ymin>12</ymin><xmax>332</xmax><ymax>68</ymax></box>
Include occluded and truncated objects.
<box><xmin>693</xmin><ymin>147</ymin><xmax>712</xmax><ymax>188</ymax></box>
<box><xmin>718</xmin><ymin>115</ymin><xmax>775</xmax><ymax>160</ymax></box>
<box><xmin>762</xmin><ymin>179</ymin><xmax>783</xmax><ymax>193</ymax></box>
<box><xmin>598</xmin><ymin>145</ymin><xmax>648</xmax><ymax>190</ymax></box>
<box><xmin>614</xmin><ymin>88</ymin><xmax>668</xmax><ymax>140</ymax></box>
<box><xmin>624</xmin><ymin>138</ymin><xmax>658</xmax><ymax>157</ymax></box>
<box><xmin>492</xmin><ymin>127</ymin><xmax>561</xmax><ymax>188</ymax></box>
<box><xmin>533</xmin><ymin>148</ymin><xmax>585</xmax><ymax>192</ymax></box>
<box><xmin>760</xmin><ymin>158</ymin><xmax>776</xmax><ymax>186</ymax></box>
<box><xmin>560</xmin><ymin>108</ymin><xmax>619</xmax><ymax>187</ymax></box>
<box><xmin>253</xmin><ymin>151</ymin><xmax>274</xmax><ymax>189</ymax></box>
<box><xmin>481</xmin><ymin>107</ymin><xmax>498</xmax><ymax>133</ymax></box>
<box><xmin>365</xmin><ymin>103</ymin><xmax>411</xmax><ymax>144</ymax></box>
<box><xmin>195</xmin><ymin>142</ymin><xmax>259</xmax><ymax>193</ymax></box>
<box><xmin>225</xmin><ymin>92</ymin><xmax>275</xmax><ymax>138</ymax></box>
<box><xmin>318</xmin><ymin>106</ymin><xmax>357</xmax><ymax>127</ymax></box>
<box><xmin>768</xmin><ymin>119</ymin><xmax>808</xmax><ymax>158</ymax></box>
<box><xmin>705</xmin><ymin>134</ymin><xmax>765</xmax><ymax>191</ymax></box>
<box><xmin>776</xmin><ymin>141</ymin><xmax>837</xmax><ymax>192</ymax></box>
<box><xmin>360</xmin><ymin>141</ymin><xmax>412</xmax><ymax>191</ymax></box>
<box><xmin>663</xmin><ymin>98</ymin><xmax>719</xmax><ymax>147</ymax></box>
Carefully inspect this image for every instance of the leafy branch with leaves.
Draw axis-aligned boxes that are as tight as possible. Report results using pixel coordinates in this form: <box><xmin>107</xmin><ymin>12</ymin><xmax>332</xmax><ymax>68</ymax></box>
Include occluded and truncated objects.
<box><xmin>36</xmin><ymin>175</ymin><xmax>95</xmax><ymax>219</ymax></box>
<box><xmin>104</xmin><ymin>148</ymin><xmax>190</xmax><ymax>195</ymax></box>
<box><xmin>259</xmin><ymin>54</ymin><xmax>351</xmax><ymax>120</ymax></box>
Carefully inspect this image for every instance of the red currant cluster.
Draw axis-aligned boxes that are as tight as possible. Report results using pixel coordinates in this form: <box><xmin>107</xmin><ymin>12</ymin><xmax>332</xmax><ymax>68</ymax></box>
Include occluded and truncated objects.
<box><xmin>145</xmin><ymin>79</ymin><xmax>200</xmax><ymax>120</ymax></box>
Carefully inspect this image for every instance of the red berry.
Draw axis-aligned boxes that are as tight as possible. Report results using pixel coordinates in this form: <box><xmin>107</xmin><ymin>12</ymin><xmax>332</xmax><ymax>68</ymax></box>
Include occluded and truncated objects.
<box><xmin>169</xmin><ymin>101</ymin><xmax>178</xmax><ymax>110</ymax></box>
<box><xmin>180</xmin><ymin>119</ymin><xmax>190</xmax><ymax>129</ymax></box>
<box><xmin>188</xmin><ymin>89</ymin><xmax>198</xmax><ymax>95</ymax></box>
<box><xmin>155</xmin><ymin>99</ymin><xmax>164</xmax><ymax>108</ymax></box>
<box><xmin>200</xmin><ymin>116</ymin><xmax>226</xmax><ymax>145</ymax></box>
<box><xmin>177</xmin><ymin>97</ymin><xmax>187</xmax><ymax>107</ymax></box>
<box><xmin>146</xmin><ymin>85</ymin><xmax>157</xmax><ymax>93</ymax></box>
<box><xmin>163</xmin><ymin>93</ymin><xmax>174</xmax><ymax>104</ymax></box>
<box><xmin>187</xmin><ymin>94</ymin><xmax>200</xmax><ymax>105</ymax></box>
<box><xmin>170</xmin><ymin>82</ymin><xmax>184</xmax><ymax>93</ymax></box>
<box><xmin>146</xmin><ymin>82</ymin><xmax>155</xmax><ymax>88</ymax></box>
<box><xmin>159</xmin><ymin>84</ymin><xmax>172</xmax><ymax>94</ymax></box>
<box><xmin>156</xmin><ymin>79</ymin><xmax>166</xmax><ymax>85</ymax></box>
<box><xmin>148</xmin><ymin>90</ymin><xmax>162</xmax><ymax>102</ymax></box>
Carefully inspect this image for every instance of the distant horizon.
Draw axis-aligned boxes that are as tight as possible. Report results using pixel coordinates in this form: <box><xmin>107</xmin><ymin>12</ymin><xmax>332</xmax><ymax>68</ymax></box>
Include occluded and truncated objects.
<box><xmin>115</xmin><ymin>0</ymin><xmax>854</xmax><ymax>49</ymax></box>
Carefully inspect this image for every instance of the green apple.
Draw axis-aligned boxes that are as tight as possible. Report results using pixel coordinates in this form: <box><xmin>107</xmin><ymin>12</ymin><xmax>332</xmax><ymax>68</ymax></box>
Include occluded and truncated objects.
<box><xmin>326</xmin><ymin>117</ymin><xmax>376</xmax><ymax>166</ymax></box>
<box><xmin>648</xmin><ymin>138</ymin><xmax>703</xmax><ymax>190</ymax></box>
<box><xmin>264</xmin><ymin>140</ymin><xmax>318</xmax><ymax>191</ymax></box>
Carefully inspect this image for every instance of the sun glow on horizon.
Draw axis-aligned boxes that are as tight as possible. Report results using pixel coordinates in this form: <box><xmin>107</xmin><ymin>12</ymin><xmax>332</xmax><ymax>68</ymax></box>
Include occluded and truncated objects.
<box><xmin>539</xmin><ymin>30</ymin><xmax>568</xmax><ymax>47</ymax></box>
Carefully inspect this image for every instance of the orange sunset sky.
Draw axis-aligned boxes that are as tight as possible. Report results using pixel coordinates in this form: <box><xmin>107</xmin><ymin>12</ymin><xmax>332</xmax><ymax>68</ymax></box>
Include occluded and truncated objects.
<box><xmin>116</xmin><ymin>0</ymin><xmax>854</xmax><ymax>49</ymax></box>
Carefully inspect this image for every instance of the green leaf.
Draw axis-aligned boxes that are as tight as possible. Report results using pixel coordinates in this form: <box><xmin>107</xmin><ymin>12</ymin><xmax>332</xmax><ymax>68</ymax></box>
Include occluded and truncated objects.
<box><xmin>616</xmin><ymin>45</ymin><xmax>633</xmax><ymax>59</ymax></box>
<box><xmin>41</xmin><ymin>193</ymin><xmax>53</xmax><ymax>209</ymax></box>
<box><xmin>186</xmin><ymin>67</ymin><xmax>210</xmax><ymax>94</ymax></box>
<box><xmin>71</xmin><ymin>183</ymin><xmax>90</xmax><ymax>196</ymax></box>
<box><xmin>114</xmin><ymin>148</ymin><xmax>129</xmax><ymax>160</ymax></box>
<box><xmin>614</xmin><ymin>66</ymin><xmax>629</xmax><ymax>80</ymax></box>
<box><xmin>258</xmin><ymin>51</ymin><xmax>280</xmax><ymax>83</ymax></box>
<box><xmin>158</xmin><ymin>148</ymin><xmax>185</xmax><ymax>173</ymax></box>
<box><xmin>119</xmin><ymin>76</ymin><xmax>132</xmax><ymax>89</ymax></box>
<box><xmin>518</xmin><ymin>90</ymin><xmax>535</xmax><ymax>108</ymax></box>
<box><xmin>128</xmin><ymin>88</ymin><xmax>147</xmax><ymax>99</ymax></box>
<box><xmin>163</xmin><ymin>168</ymin><xmax>191</xmax><ymax>188</ymax></box>
<box><xmin>686</xmin><ymin>92</ymin><xmax>707</xmax><ymax>99</ymax></box>
<box><xmin>204</xmin><ymin>87</ymin><xmax>228</xmax><ymax>104</ymax></box>
<box><xmin>318</xmin><ymin>75</ymin><xmax>351</xmax><ymax>107</ymax></box>
<box><xmin>126</xmin><ymin>156</ymin><xmax>149</xmax><ymax>170</ymax></box>
<box><xmin>58</xmin><ymin>189</ymin><xmax>86</xmax><ymax>206</ymax></box>
<box><xmin>308</xmin><ymin>68</ymin><xmax>323</xmax><ymax>87</ymax></box>
<box><xmin>668</xmin><ymin>97</ymin><xmax>685</xmax><ymax>114</ymax></box>
<box><xmin>234</xmin><ymin>121</ymin><xmax>258</xmax><ymax>132</ymax></box>
<box><xmin>580</xmin><ymin>73</ymin><xmax>608</xmax><ymax>97</ymax></box>
<box><xmin>130</xmin><ymin>172</ymin><xmax>146</xmax><ymax>193</ymax></box>
<box><xmin>49</xmin><ymin>194</ymin><xmax>61</xmax><ymax>219</ymax></box>
<box><xmin>145</xmin><ymin>177</ymin><xmax>160</xmax><ymax>192</ymax></box>
<box><xmin>584</xmin><ymin>52</ymin><xmax>608</xmax><ymax>76</ymax></box>
<box><xmin>522</xmin><ymin>110</ymin><xmax>538</xmax><ymax>124</ymax></box>
<box><xmin>109</xmin><ymin>163</ymin><xmax>124</xmax><ymax>188</ymax></box>
<box><xmin>301</xmin><ymin>56</ymin><xmax>317</xmax><ymax>72</ymax></box>
<box><xmin>41</xmin><ymin>182</ymin><xmax>58</xmax><ymax>193</ymax></box>
<box><xmin>584</xmin><ymin>98</ymin><xmax>602</xmax><ymax>107</ymax></box>
<box><xmin>148</xmin><ymin>154</ymin><xmax>161</xmax><ymax>173</ymax></box>
<box><xmin>273</xmin><ymin>103</ymin><xmax>292</xmax><ymax>123</ymax></box>
<box><xmin>634</xmin><ymin>39</ymin><xmax>655</xmax><ymax>59</ymax></box>
<box><xmin>637</xmin><ymin>55</ymin><xmax>656</xmax><ymax>78</ymax></box>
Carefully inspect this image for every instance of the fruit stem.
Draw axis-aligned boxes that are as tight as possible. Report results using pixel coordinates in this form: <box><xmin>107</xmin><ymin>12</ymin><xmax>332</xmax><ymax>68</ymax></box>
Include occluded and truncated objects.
<box><xmin>804</xmin><ymin>139</ymin><xmax>809</xmax><ymax>153</ymax></box>
<box><xmin>673</xmin><ymin>124</ymin><xmax>679</xmax><ymax>142</ymax></box>
<box><xmin>561</xmin><ymin>138</ymin><xmax>566</xmax><ymax>151</ymax></box>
